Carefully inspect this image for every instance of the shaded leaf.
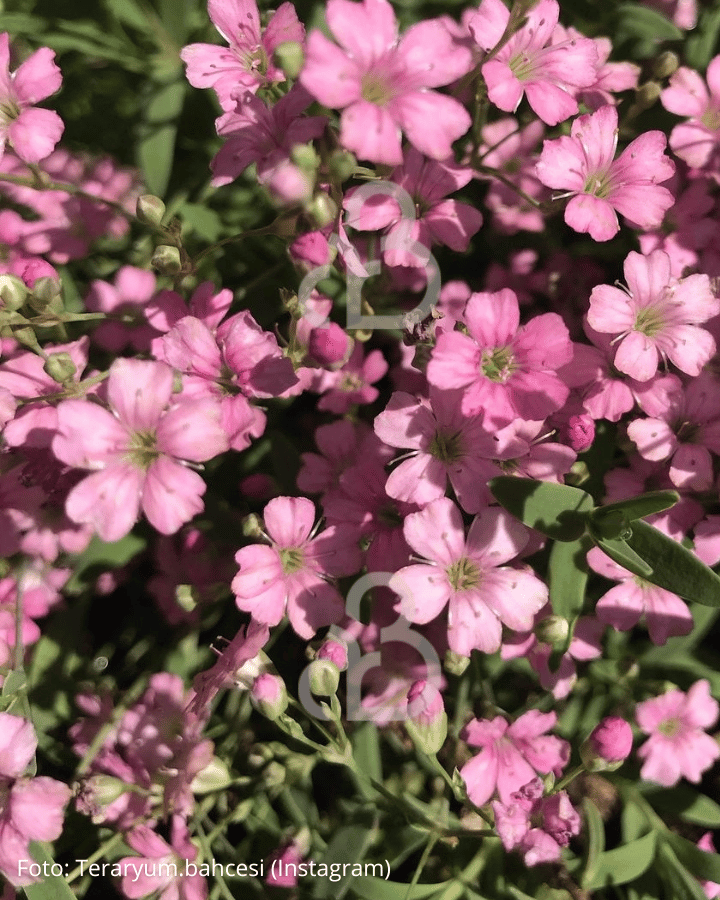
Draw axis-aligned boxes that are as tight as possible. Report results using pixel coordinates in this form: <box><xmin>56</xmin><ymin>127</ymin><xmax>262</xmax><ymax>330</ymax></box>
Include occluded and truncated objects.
<box><xmin>666</xmin><ymin>832</ymin><xmax>720</xmax><ymax>883</ymax></box>
<box><xmin>488</xmin><ymin>477</ymin><xmax>594</xmax><ymax>542</ymax></box>
<box><xmin>24</xmin><ymin>843</ymin><xmax>77</xmax><ymax>900</ymax></box>
<box><xmin>593</xmin><ymin>490</ymin><xmax>679</xmax><ymax>523</ymax></box>
<box><xmin>583</xmin><ymin>831</ymin><xmax>657</xmax><ymax>889</ymax></box>
<box><xmin>548</xmin><ymin>535</ymin><xmax>591</xmax><ymax>620</ymax></box>
<box><xmin>349</xmin><ymin>878</ymin><xmax>450</xmax><ymax>900</ymax></box>
<box><xmin>592</xmin><ymin>534</ymin><xmax>653</xmax><ymax>578</ymax></box>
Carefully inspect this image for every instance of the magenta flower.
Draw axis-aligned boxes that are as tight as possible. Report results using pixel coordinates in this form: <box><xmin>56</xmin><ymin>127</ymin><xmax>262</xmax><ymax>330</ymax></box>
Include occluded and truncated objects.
<box><xmin>0</xmin><ymin>33</ymin><xmax>64</xmax><ymax>164</ymax></box>
<box><xmin>426</xmin><ymin>288</ymin><xmax>573</xmax><ymax>422</ymax></box>
<box><xmin>636</xmin><ymin>680</ymin><xmax>720</xmax><ymax>787</ymax></box>
<box><xmin>459</xmin><ymin>710</ymin><xmax>569</xmax><ymax>807</ymax></box>
<box><xmin>181</xmin><ymin>0</ymin><xmax>304</xmax><ymax>110</ymax></box>
<box><xmin>300</xmin><ymin>0</ymin><xmax>473</xmax><ymax>164</ymax></box>
<box><xmin>536</xmin><ymin>105</ymin><xmax>675</xmax><ymax>241</ymax></box>
<box><xmin>52</xmin><ymin>359</ymin><xmax>229</xmax><ymax>542</ymax></box>
<box><xmin>232</xmin><ymin>496</ymin><xmax>361</xmax><ymax>639</ymax></box>
<box><xmin>469</xmin><ymin>0</ymin><xmax>599</xmax><ymax>126</ymax></box>
<box><xmin>389</xmin><ymin>498</ymin><xmax>548</xmax><ymax>656</ymax></box>
<box><xmin>587</xmin><ymin>249</ymin><xmax>720</xmax><ymax>382</ymax></box>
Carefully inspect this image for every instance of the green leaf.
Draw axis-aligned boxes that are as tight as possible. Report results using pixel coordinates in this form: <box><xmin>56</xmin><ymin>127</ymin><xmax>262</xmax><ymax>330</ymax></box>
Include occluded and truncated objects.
<box><xmin>24</xmin><ymin>842</ymin><xmax>77</xmax><ymax>900</ymax></box>
<box><xmin>352</xmin><ymin>723</ymin><xmax>382</xmax><ymax>784</ymax></box>
<box><xmin>593</xmin><ymin>491</ymin><xmax>679</xmax><ymax>523</ymax></box>
<box><xmin>685</xmin><ymin>5</ymin><xmax>720</xmax><ymax>69</ymax></box>
<box><xmin>314</xmin><ymin>821</ymin><xmax>378</xmax><ymax>899</ymax></box>
<box><xmin>617</xmin><ymin>4</ymin><xmax>683</xmax><ymax>41</ymax></box>
<box><xmin>645</xmin><ymin>785</ymin><xmax>720</xmax><ymax>828</ymax></box>
<box><xmin>1</xmin><ymin>669</ymin><xmax>26</xmax><ymax>697</ymax></box>
<box><xmin>488</xmin><ymin>477</ymin><xmax>594</xmax><ymax>542</ymax></box>
<box><xmin>666</xmin><ymin>833</ymin><xmax>720</xmax><ymax>883</ymax></box>
<box><xmin>583</xmin><ymin>831</ymin><xmax>657</xmax><ymax>890</ymax></box>
<box><xmin>548</xmin><ymin>535</ymin><xmax>591</xmax><ymax>620</ymax></box>
<box><xmin>625</xmin><ymin>520</ymin><xmax>720</xmax><ymax>606</ymax></box>
<box><xmin>658</xmin><ymin>843</ymin><xmax>711</xmax><ymax>900</ymax></box>
<box><xmin>349</xmin><ymin>879</ymin><xmax>450</xmax><ymax>900</ymax></box>
<box><xmin>592</xmin><ymin>535</ymin><xmax>653</xmax><ymax>578</ymax></box>
<box><xmin>103</xmin><ymin>0</ymin><xmax>153</xmax><ymax>32</ymax></box>
<box><xmin>137</xmin><ymin>78</ymin><xmax>186</xmax><ymax>196</ymax></box>
<box><xmin>582</xmin><ymin>799</ymin><xmax>606</xmax><ymax>889</ymax></box>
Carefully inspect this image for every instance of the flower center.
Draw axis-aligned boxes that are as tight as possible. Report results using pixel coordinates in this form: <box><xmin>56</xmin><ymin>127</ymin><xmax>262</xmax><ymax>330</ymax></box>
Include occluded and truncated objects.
<box><xmin>446</xmin><ymin>556</ymin><xmax>481</xmax><ymax>592</ymax></box>
<box><xmin>0</xmin><ymin>99</ymin><xmax>20</xmax><ymax>126</ymax></box>
<box><xmin>701</xmin><ymin>106</ymin><xmax>720</xmax><ymax>131</ymax></box>
<box><xmin>583</xmin><ymin>169</ymin><xmax>614</xmax><ymax>199</ymax></box>
<box><xmin>429</xmin><ymin>428</ymin><xmax>464</xmax><ymax>464</ymax></box>
<box><xmin>361</xmin><ymin>73</ymin><xmax>395</xmax><ymax>106</ymax></box>
<box><xmin>481</xmin><ymin>345</ymin><xmax>516</xmax><ymax>382</ymax></box>
<box><xmin>658</xmin><ymin>716</ymin><xmax>682</xmax><ymax>737</ymax></box>
<box><xmin>279</xmin><ymin>547</ymin><xmax>305</xmax><ymax>574</ymax></box>
<box><xmin>634</xmin><ymin>304</ymin><xmax>666</xmax><ymax>337</ymax></box>
<box><xmin>509</xmin><ymin>52</ymin><xmax>536</xmax><ymax>82</ymax></box>
<box><xmin>126</xmin><ymin>430</ymin><xmax>160</xmax><ymax>470</ymax></box>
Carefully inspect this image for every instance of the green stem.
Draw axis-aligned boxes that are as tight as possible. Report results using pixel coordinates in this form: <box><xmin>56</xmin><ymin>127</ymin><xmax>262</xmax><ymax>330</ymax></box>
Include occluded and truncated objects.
<box><xmin>66</xmin><ymin>830</ymin><xmax>127</xmax><ymax>883</ymax></box>
<box><xmin>554</xmin><ymin>764</ymin><xmax>586</xmax><ymax>793</ymax></box>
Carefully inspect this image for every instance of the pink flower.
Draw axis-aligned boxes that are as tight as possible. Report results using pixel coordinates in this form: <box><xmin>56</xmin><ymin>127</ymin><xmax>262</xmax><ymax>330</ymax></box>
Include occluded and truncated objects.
<box><xmin>181</xmin><ymin>0</ymin><xmax>304</xmax><ymax>110</ymax></box>
<box><xmin>493</xmin><ymin>778</ymin><xmax>581</xmax><ymax>867</ymax></box>
<box><xmin>344</xmin><ymin>146</ymin><xmax>483</xmax><ymax>265</ymax></box>
<box><xmin>0</xmin><ymin>713</ymin><xmax>71</xmax><ymax>887</ymax></box>
<box><xmin>460</xmin><ymin>710</ymin><xmax>569</xmax><ymax>807</ymax></box>
<box><xmin>470</xmin><ymin>0</ymin><xmax>599</xmax><ymax>126</ymax></box>
<box><xmin>52</xmin><ymin>359</ymin><xmax>229</xmax><ymax>541</ymax></box>
<box><xmin>426</xmin><ymin>288</ymin><xmax>573</xmax><ymax>423</ymax></box>
<box><xmin>119</xmin><ymin>822</ymin><xmax>207</xmax><ymax>900</ymax></box>
<box><xmin>587</xmin><ymin>249</ymin><xmax>720</xmax><ymax>381</ymax></box>
<box><xmin>373</xmin><ymin>388</ymin><xmax>526</xmax><ymax>512</ymax></box>
<box><xmin>636</xmin><ymin>680</ymin><xmax>720</xmax><ymax>787</ymax></box>
<box><xmin>300</xmin><ymin>0</ymin><xmax>473</xmax><ymax>164</ymax></box>
<box><xmin>232</xmin><ymin>496</ymin><xmax>361</xmax><ymax>639</ymax></box>
<box><xmin>536</xmin><ymin>105</ymin><xmax>675</xmax><ymax>241</ymax></box>
<box><xmin>583</xmin><ymin>716</ymin><xmax>634</xmax><ymax>766</ymax></box>
<box><xmin>698</xmin><ymin>833</ymin><xmax>720</xmax><ymax>899</ymax></box>
<box><xmin>587</xmin><ymin>544</ymin><xmax>693</xmax><ymax>646</ymax></box>
<box><xmin>390</xmin><ymin>498</ymin><xmax>548</xmax><ymax>656</ymax></box>
<box><xmin>662</xmin><ymin>57</ymin><xmax>720</xmax><ymax>171</ymax></box>
<box><xmin>85</xmin><ymin>265</ymin><xmax>159</xmax><ymax>353</ymax></box>
<box><xmin>0</xmin><ymin>34</ymin><xmax>63</xmax><ymax>164</ymax></box>
<box><xmin>316</xmin><ymin>343</ymin><xmax>388</xmax><ymax>414</ymax></box>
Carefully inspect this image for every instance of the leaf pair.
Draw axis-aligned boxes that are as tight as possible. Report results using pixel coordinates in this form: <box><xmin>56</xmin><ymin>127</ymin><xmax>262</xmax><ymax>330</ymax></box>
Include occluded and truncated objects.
<box><xmin>489</xmin><ymin>477</ymin><xmax>720</xmax><ymax>607</ymax></box>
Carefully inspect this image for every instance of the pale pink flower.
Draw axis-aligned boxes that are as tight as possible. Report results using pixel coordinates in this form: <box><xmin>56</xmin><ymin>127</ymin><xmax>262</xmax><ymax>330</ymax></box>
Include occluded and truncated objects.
<box><xmin>316</xmin><ymin>343</ymin><xmax>388</xmax><ymax>414</ymax></box>
<box><xmin>698</xmin><ymin>832</ymin><xmax>720</xmax><ymax>899</ymax></box>
<box><xmin>587</xmin><ymin>249</ymin><xmax>720</xmax><ymax>381</ymax></box>
<box><xmin>662</xmin><ymin>57</ymin><xmax>720</xmax><ymax>171</ymax></box>
<box><xmin>460</xmin><ymin>710</ymin><xmax>569</xmax><ymax>807</ymax></box>
<box><xmin>636</xmin><ymin>680</ymin><xmax>720</xmax><ymax>787</ymax></box>
<box><xmin>390</xmin><ymin>498</ymin><xmax>547</xmax><ymax>656</ymax></box>
<box><xmin>119</xmin><ymin>822</ymin><xmax>207</xmax><ymax>900</ymax></box>
<box><xmin>85</xmin><ymin>266</ymin><xmax>159</xmax><ymax>352</ymax></box>
<box><xmin>52</xmin><ymin>359</ymin><xmax>229</xmax><ymax>542</ymax></box>
<box><xmin>0</xmin><ymin>34</ymin><xmax>63</xmax><ymax>163</ymax></box>
<box><xmin>470</xmin><ymin>0</ymin><xmax>599</xmax><ymax>126</ymax></box>
<box><xmin>553</xmin><ymin>30</ymin><xmax>639</xmax><ymax>111</ymax></box>
<box><xmin>300</xmin><ymin>0</ymin><xmax>473</xmax><ymax>164</ymax></box>
<box><xmin>645</xmin><ymin>0</ymin><xmax>697</xmax><ymax>29</ymax></box>
<box><xmin>181</xmin><ymin>0</ymin><xmax>303</xmax><ymax>110</ymax></box>
<box><xmin>587</xmin><ymin>544</ymin><xmax>693</xmax><ymax>646</ymax></box>
<box><xmin>426</xmin><ymin>288</ymin><xmax>573</xmax><ymax>423</ymax></box>
<box><xmin>536</xmin><ymin>104</ymin><xmax>675</xmax><ymax>241</ymax></box>
<box><xmin>232</xmin><ymin>496</ymin><xmax>361</xmax><ymax>639</ymax></box>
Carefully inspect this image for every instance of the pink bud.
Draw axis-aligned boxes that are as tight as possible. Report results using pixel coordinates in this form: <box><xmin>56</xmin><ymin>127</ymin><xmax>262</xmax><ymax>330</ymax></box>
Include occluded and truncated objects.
<box><xmin>317</xmin><ymin>639</ymin><xmax>348</xmax><ymax>671</ymax></box>
<box><xmin>308</xmin><ymin>323</ymin><xmax>350</xmax><ymax>366</ymax></box>
<box><xmin>250</xmin><ymin>673</ymin><xmax>288</xmax><ymax>721</ymax></box>
<box><xmin>567</xmin><ymin>414</ymin><xmax>595</xmax><ymax>452</ymax></box>
<box><xmin>581</xmin><ymin>716</ymin><xmax>633</xmax><ymax>771</ymax></box>
<box><xmin>408</xmin><ymin>680</ymin><xmax>444</xmax><ymax>726</ymax></box>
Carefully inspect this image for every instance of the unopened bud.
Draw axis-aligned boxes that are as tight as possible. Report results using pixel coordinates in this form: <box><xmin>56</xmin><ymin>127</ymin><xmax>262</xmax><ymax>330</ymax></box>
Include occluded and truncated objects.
<box><xmin>635</xmin><ymin>81</ymin><xmax>662</xmax><ymax>110</ymax></box>
<box><xmin>307</xmin><ymin>658</ymin><xmax>340</xmax><ymax>697</ymax></box>
<box><xmin>136</xmin><ymin>194</ymin><xmax>166</xmax><ymax>227</ymax></box>
<box><xmin>152</xmin><ymin>244</ymin><xmax>182</xmax><ymax>276</ymax></box>
<box><xmin>12</xmin><ymin>326</ymin><xmax>41</xmax><ymax>352</ymax></box>
<box><xmin>308</xmin><ymin>323</ymin><xmax>350</xmax><ymax>366</ymax></box>
<box><xmin>291</xmin><ymin>143</ymin><xmax>320</xmax><ymax>173</ymax></box>
<box><xmin>274</xmin><ymin>41</ymin><xmax>305</xmax><ymax>79</ymax></box>
<box><xmin>307</xmin><ymin>193</ymin><xmax>338</xmax><ymax>228</ymax></box>
<box><xmin>191</xmin><ymin>756</ymin><xmax>232</xmax><ymax>793</ymax></box>
<box><xmin>0</xmin><ymin>275</ymin><xmax>28</xmax><ymax>311</ymax></box>
<box><xmin>444</xmin><ymin>650</ymin><xmax>470</xmax><ymax>677</ymax></box>
<box><xmin>317</xmin><ymin>639</ymin><xmax>348</xmax><ymax>672</ymax></box>
<box><xmin>28</xmin><ymin>275</ymin><xmax>62</xmax><ymax>312</ymax></box>
<box><xmin>653</xmin><ymin>50</ymin><xmax>679</xmax><ymax>80</ymax></box>
<box><xmin>580</xmin><ymin>716</ymin><xmax>633</xmax><ymax>772</ymax></box>
<box><xmin>43</xmin><ymin>351</ymin><xmax>77</xmax><ymax>385</ymax></box>
<box><xmin>242</xmin><ymin>513</ymin><xmax>264</xmax><ymax>538</ymax></box>
<box><xmin>328</xmin><ymin>150</ymin><xmax>357</xmax><ymax>183</ymax></box>
<box><xmin>406</xmin><ymin>680</ymin><xmax>447</xmax><ymax>754</ymax></box>
<box><xmin>175</xmin><ymin>584</ymin><xmax>198</xmax><ymax>613</ymax></box>
<box><xmin>535</xmin><ymin>615</ymin><xmax>570</xmax><ymax>650</ymax></box>
<box><xmin>251</xmin><ymin>672</ymin><xmax>288</xmax><ymax>721</ymax></box>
